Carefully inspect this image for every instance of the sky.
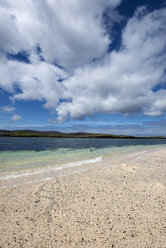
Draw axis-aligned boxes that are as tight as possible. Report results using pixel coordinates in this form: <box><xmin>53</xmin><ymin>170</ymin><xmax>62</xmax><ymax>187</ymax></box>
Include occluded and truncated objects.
<box><xmin>0</xmin><ymin>0</ymin><xmax>166</xmax><ymax>136</ymax></box>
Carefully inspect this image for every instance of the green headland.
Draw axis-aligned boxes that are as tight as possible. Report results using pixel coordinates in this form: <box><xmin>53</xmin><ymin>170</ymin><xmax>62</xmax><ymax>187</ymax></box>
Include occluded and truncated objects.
<box><xmin>0</xmin><ymin>130</ymin><xmax>165</xmax><ymax>139</ymax></box>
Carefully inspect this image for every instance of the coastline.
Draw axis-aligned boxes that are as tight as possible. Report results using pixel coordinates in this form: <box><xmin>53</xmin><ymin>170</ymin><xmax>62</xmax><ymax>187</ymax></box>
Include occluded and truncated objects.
<box><xmin>0</xmin><ymin>144</ymin><xmax>165</xmax><ymax>188</ymax></box>
<box><xmin>0</xmin><ymin>146</ymin><xmax>166</xmax><ymax>247</ymax></box>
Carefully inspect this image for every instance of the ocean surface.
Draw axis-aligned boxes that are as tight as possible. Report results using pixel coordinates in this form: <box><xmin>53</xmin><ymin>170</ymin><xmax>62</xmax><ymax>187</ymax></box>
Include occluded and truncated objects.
<box><xmin>0</xmin><ymin>137</ymin><xmax>166</xmax><ymax>187</ymax></box>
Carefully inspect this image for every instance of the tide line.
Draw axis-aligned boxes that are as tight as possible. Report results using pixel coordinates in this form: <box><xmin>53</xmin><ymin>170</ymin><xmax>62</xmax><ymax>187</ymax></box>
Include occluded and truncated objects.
<box><xmin>0</xmin><ymin>156</ymin><xmax>102</xmax><ymax>180</ymax></box>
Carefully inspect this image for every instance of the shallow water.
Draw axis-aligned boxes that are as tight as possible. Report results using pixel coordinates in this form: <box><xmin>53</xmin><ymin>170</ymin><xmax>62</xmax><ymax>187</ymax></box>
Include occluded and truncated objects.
<box><xmin>1</xmin><ymin>137</ymin><xmax>166</xmax><ymax>173</ymax></box>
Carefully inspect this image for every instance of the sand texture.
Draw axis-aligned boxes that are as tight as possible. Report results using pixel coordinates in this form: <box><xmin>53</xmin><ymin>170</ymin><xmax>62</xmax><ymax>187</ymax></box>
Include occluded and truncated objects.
<box><xmin>0</xmin><ymin>147</ymin><xmax>166</xmax><ymax>247</ymax></box>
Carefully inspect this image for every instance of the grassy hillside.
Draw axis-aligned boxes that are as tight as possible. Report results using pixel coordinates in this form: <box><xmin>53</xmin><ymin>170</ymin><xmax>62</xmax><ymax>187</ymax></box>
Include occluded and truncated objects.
<box><xmin>0</xmin><ymin>130</ymin><xmax>165</xmax><ymax>139</ymax></box>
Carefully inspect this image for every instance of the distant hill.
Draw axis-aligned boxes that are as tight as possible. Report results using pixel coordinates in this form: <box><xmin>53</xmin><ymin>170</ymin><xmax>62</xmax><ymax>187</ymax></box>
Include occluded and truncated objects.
<box><xmin>0</xmin><ymin>130</ymin><xmax>165</xmax><ymax>139</ymax></box>
<box><xmin>0</xmin><ymin>130</ymin><xmax>63</xmax><ymax>137</ymax></box>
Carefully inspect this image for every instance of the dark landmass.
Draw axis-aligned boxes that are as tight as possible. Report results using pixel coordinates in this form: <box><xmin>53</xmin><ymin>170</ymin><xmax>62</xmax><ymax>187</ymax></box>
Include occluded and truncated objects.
<box><xmin>0</xmin><ymin>130</ymin><xmax>165</xmax><ymax>139</ymax></box>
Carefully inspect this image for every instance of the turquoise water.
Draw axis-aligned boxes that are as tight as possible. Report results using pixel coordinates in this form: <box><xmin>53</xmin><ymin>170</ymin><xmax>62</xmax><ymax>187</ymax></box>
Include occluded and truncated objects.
<box><xmin>0</xmin><ymin>143</ymin><xmax>165</xmax><ymax>173</ymax></box>
<box><xmin>0</xmin><ymin>147</ymin><xmax>104</xmax><ymax>172</ymax></box>
<box><xmin>0</xmin><ymin>137</ymin><xmax>166</xmax><ymax>187</ymax></box>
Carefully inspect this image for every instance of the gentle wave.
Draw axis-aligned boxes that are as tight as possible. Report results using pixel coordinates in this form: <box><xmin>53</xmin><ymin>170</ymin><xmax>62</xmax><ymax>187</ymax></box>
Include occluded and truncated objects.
<box><xmin>0</xmin><ymin>156</ymin><xmax>102</xmax><ymax>180</ymax></box>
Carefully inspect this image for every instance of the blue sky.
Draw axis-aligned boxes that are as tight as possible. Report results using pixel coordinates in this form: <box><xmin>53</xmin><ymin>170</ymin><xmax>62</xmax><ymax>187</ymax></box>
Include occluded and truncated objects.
<box><xmin>0</xmin><ymin>0</ymin><xmax>166</xmax><ymax>136</ymax></box>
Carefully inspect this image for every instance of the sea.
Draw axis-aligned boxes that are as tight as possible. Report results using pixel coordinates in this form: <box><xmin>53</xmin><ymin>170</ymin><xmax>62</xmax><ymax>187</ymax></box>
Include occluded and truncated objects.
<box><xmin>0</xmin><ymin>137</ymin><xmax>166</xmax><ymax>187</ymax></box>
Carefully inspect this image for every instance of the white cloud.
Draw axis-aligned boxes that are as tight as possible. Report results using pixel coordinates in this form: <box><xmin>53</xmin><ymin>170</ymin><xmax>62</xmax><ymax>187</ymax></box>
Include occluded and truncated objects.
<box><xmin>0</xmin><ymin>2</ymin><xmax>166</xmax><ymax>122</ymax></box>
<box><xmin>11</xmin><ymin>114</ymin><xmax>21</xmax><ymax>121</ymax></box>
<box><xmin>56</xmin><ymin>7</ymin><xmax>166</xmax><ymax>121</ymax></box>
<box><xmin>0</xmin><ymin>57</ymin><xmax>67</xmax><ymax>108</ymax></box>
<box><xmin>0</xmin><ymin>0</ymin><xmax>121</xmax><ymax>67</ymax></box>
<box><xmin>0</xmin><ymin>0</ymin><xmax>122</xmax><ymax>109</ymax></box>
<box><xmin>2</xmin><ymin>106</ymin><xmax>15</xmax><ymax>112</ymax></box>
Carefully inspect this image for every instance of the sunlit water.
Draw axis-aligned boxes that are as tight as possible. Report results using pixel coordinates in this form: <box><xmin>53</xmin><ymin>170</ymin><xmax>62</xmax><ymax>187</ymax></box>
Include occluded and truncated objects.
<box><xmin>0</xmin><ymin>137</ymin><xmax>166</xmax><ymax>187</ymax></box>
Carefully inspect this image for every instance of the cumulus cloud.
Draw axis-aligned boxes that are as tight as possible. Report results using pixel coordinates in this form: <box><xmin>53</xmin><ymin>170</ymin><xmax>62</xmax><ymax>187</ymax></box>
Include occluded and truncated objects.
<box><xmin>0</xmin><ymin>0</ymin><xmax>121</xmax><ymax>66</ymax></box>
<box><xmin>0</xmin><ymin>1</ymin><xmax>166</xmax><ymax>122</ymax></box>
<box><xmin>12</xmin><ymin>60</ymin><xmax>66</xmax><ymax>109</ymax></box>
<box><xmin>2</xmin><ymin>105</ymin><xmax>15</xmax><ymax>112</ymax></box>
<box><xmin>56</xmin><ymin>6</ymin><xmax>166</xmax><ymax>121</ymax></box>
<box><xmin>11</xmin><ymin>114</ymin><xmax>21</xmax><ymax>121</ymax></box>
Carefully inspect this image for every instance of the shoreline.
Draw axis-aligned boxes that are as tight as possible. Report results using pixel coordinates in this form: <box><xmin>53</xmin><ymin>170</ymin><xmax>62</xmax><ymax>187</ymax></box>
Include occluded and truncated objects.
<box><xmin>0</xmin><ymin>144</ymin><xmax>165</xmax><ymax>189</ymax></box>
<box><xmin>0</xmin><ymin>144</ymin><xmax>163</xmax><ymax>189</ymax></box>
<box><xmin>0</xmin><ymin>146</ymin><xmax>166</xmax><ymax>247</ymax></box>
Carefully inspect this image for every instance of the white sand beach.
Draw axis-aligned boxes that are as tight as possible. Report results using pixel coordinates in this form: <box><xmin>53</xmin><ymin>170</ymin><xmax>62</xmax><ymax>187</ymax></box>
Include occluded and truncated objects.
<box><xmin>0</xmin><ymin>146</ymin><xmax>166</xmax><ymax>247</ymax></box>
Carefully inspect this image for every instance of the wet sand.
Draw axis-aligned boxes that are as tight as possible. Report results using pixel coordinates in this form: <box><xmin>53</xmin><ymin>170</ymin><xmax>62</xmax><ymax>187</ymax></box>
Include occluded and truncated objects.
<box><xmin>0</xmin><ymin>147</ymin><xmax>166</xmax><ymax>247</ymax></box>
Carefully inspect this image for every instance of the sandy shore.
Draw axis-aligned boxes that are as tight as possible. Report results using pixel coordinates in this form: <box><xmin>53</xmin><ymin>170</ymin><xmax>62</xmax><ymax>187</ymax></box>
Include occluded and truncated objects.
<box><xmin>0</xmin><ymin>147</ymin><xmax>166</xmax><ymax>247</ymax></box>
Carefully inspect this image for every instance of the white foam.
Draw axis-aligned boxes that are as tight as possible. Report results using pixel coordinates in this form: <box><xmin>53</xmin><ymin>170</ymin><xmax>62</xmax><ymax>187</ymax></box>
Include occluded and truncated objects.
<box><xmin>0</xmin><ymin>156</ymin><xmax>102</xmax><ymax>180</ymax></box>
